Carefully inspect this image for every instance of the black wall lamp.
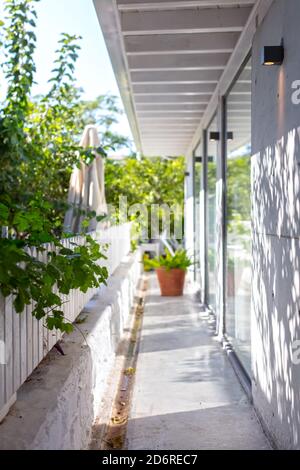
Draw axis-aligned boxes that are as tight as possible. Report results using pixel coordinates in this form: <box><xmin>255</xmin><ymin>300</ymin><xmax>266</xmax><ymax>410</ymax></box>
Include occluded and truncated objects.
<box><xmin>209</xmin><ymin>131</ymin><xmax>234</xmax><ymax>141</ymax></box>
<box><xmin>209</xmin><ymin>131</ymin><xmax>220</xmax><ymax>141</ymax></box>
<box><xmin>262</xmin><ymin>42</ymin><xmax>284</xmax><ymax>66</ymax></box>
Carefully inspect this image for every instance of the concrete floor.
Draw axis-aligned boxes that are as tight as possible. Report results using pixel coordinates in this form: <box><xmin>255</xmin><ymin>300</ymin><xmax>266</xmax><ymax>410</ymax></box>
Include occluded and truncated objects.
<box><xmin>126</xmin><ymin>274</ymin><xmax>271</xmax><ymax>450</ymax></box>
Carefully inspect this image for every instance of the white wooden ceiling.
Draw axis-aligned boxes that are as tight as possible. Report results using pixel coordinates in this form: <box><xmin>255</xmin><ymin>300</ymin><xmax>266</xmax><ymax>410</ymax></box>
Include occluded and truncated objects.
<box><xmin>94</xmin><ymin>0</ymin><xmax>257</xmax><ymax>156</ymax></box>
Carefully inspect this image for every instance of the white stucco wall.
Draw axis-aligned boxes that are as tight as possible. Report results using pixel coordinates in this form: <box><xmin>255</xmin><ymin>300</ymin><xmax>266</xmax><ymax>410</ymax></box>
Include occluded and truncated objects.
<box><xmin>251</xmin><ymin>0</ymin><xmax>300</xmax><ymax>449</ymax></box>
<box><xmin>0</xmin><ymin>252</ymin><xmax>141</xmax><ymax>450</ymax></box>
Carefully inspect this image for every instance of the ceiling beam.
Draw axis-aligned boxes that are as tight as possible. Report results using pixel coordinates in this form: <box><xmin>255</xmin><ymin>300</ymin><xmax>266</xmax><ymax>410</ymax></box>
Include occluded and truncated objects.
<box><xmin>128</xmin><ymin>52</ymin><xmax>230</xmax><ymax>70</ymax></box>
<box><xmin>139</xmin><ymin>116</ymin><xmax>201</xmax><ymax>121</ymax></box>
<box><xmin>136</xmin><ymin>101</ymin><xmax>210</xmax><ymax>105</ymax></box>
<box><xmin>131</xmin><ymin>69</ymin><xmax>222</xmax><ymax>83</ymax></box>
<box><xmin>136</xmin><ymin>104</ymin><xmax>207</xmax><ymax>111</ymax></box>
<box><xmin>140</xmin><ymin>133</ymin><xmax>195</xmax><ymax>136</ymax></box>
<box><xmin>121</xmin><ymin>6</ymin><xmax>252</xmax><ymax>35</ymax></box>
<box><xmin>132</xmin><ymin>84</ymin><xmax>217</xmax><ymax>95</ymax></box>
<box><xmin>143</xmin><ymin>135</ymin><xmax>190</xmax><ymax>140</ymax></box>
<box><xmin>117</xmin><ymin>1</ymin><xmax>256</xmax><ymax>12</ymax></box>
<box><xmin>124</xmin><ymin>32</ymin><xmax>239</xmax><ymax>55</ymax></box>
<box><xmin>138</xmin><ymin>112</ymin><xmax>204</xmax><ymax>118</ymax></box>
<box><xmin>186</xmin><ymin>0</ymin><xmax>274</xmax><ymax>155</ymax></box>
<box><xmin>139</xmin><ymin>124</ymin><xmax>197</xmax><ymax>129</ymax></box>
<box><xmin>141</xmin><ymin>136</ymin><xmax>194</xmax><ymax>139</ymax></box>
<box><xmin>134</xmin><ymin>94</ymin><xmax>211</xmax><ymax>103</ymax></box>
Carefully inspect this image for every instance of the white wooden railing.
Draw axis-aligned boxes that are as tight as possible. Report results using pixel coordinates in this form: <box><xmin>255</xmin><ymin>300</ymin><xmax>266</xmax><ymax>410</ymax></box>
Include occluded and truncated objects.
<box><xmin>0</xmin><ymin>223</ymin><xmax>132</xmax><ymax>421</ymax></box>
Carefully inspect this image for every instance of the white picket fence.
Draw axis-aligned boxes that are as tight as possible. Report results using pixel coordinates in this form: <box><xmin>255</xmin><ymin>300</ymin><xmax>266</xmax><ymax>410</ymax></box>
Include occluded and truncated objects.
<box><xmin>0</xmin><ymin>223</ymin><xmax>132</xmax><ymax>421</ymax></box>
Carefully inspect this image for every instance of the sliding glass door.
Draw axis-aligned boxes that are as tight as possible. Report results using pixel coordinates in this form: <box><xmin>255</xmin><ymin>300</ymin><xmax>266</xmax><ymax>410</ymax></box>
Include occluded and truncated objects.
<box><xmin>226</xmin><ymin>58</ymin><xmax>252</xmax><ymax>374</ymax></box>
<box><xmin>207</xmin><ymin>116</ymin><xmax>218</xmax><ymax>312</ymax></box>
<box><xmin>193</xmin><ymin>143</ymin><xmax>202</xmax><ymax>287</ymax></box>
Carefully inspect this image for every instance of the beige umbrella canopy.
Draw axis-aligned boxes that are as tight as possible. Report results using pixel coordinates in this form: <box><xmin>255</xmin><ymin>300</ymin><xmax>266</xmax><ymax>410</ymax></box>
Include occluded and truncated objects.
<box><xmin>64</xmin><ymin>125</ymin><xmax>107</xmax><ymax>233</ymax></box>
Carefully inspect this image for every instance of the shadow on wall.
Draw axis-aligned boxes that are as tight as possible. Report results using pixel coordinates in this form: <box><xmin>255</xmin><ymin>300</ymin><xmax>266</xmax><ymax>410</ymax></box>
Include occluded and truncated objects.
<box><xmin>251</xmin><ymin>126</ymin><xmax>300</xmax><ymax>449</ymax></box>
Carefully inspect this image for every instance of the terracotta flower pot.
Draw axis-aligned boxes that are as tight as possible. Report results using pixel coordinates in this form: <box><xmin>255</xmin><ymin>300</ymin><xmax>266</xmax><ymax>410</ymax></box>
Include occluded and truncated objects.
<box><xmin>155</xmin><ymin>267</ymin><xmax>186</xmax><ymax>296</ymax></box>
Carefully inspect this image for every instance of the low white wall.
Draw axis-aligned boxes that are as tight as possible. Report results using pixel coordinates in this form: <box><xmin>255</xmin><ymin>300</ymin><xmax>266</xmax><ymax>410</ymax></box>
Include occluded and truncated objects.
<box><xmin>0</xmin><ymin>251</ymin><xmax>141</xmax><ymax>450</ymax></box>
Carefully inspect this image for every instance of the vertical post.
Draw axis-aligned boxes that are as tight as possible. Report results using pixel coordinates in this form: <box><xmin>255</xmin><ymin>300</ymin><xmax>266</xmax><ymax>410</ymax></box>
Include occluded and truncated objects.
<box><xmin>215</xmin><ymin>96</ymin><xmax>227</xmax><ymax>338</ymax></box>
<box><xmin>192</xmin><ymin>149</ymin><xmax>197</xmax><ymax>282</ymax></box>
<box><xmin>184</xmin><ymin>153</ymin><xmax>195</xmax><ymax>267</ymax></box>
<box><xmin>202</xmin><ymin>129</ymin><xmax>208</xmax><ymax>306</ymax></box>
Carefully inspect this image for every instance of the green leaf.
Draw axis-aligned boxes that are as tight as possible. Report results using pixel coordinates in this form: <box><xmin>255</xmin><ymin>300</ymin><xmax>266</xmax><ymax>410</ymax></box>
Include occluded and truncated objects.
<box><xmin>14</xmin><ymin>293</ymin><xmax>25</xmax><ymax>313</ymax></box>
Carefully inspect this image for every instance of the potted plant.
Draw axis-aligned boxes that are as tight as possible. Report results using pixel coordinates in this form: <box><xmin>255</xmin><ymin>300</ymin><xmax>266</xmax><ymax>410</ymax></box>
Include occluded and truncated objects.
<box><xmin>144</xmin><ymin>249</ymin><xmax>192</xmax><ymax>296</ymax></box>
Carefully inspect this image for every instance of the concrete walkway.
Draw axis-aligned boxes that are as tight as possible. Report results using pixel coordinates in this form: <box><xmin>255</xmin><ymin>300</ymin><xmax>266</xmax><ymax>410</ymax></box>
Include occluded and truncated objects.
<box><xmin>126</xmin><ymin>275</ymin><xmax>270</xmax><ymax>450</ymax></box>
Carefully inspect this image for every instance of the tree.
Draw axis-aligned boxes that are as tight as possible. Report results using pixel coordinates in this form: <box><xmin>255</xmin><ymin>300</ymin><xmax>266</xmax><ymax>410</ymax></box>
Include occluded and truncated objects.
<box><xmin>77</xmin><ymin>94</ymin><xmax>133</xmax><ymax>154</ymax></box>
<box><xmin>104</xmin><ymin>156</ymin><xmax>185</xmax><ymax>240</ymax></box>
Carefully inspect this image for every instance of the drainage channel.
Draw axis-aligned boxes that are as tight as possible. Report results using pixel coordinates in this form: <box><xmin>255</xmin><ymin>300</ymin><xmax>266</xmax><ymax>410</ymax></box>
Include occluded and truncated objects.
<box><xmin>94</xmin><ymin>275</ymin><xmax>148</xmax><ymax>450</ymax></box>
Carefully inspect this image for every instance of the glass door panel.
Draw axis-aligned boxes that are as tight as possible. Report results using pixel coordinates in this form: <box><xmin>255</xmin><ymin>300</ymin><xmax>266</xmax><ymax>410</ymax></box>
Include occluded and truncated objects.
<box><xmin>226</xmin><ymin>58</ymin><xmax>252</xmax><ymax>374</ymax></box>
<box><xmin>207</xmin><ymin>116</ymin><xmax>218</xmax><ymax>312</ymax></box>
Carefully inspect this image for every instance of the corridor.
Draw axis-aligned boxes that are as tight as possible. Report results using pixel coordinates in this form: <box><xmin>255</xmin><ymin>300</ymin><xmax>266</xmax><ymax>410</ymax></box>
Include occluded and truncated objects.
<box><xmin>125</xmin><ymin>275</ymin><xmax>271</xmax><ymax>450</ymax></box>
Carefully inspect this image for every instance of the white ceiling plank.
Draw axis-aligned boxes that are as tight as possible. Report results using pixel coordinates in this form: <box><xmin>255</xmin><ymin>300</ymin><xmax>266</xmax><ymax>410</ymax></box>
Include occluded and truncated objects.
<box><xmin>186</xmin><ymin>0</ymin><xmax>274</xmax><ymax>155</ymax></box>
<box><xmin>124</xmin><ymin>32</ymin><xmax>239</xmax><ymax>55</ymax></box>
<box><xmin>136</xmin><ymin>102</ymin><xmax>209</xmax><ymax>107</ymax></box>
<box><xmin>132</xmin><ymin>84</ymin><xmax>218</xmax><ymax>94</ymax></box>
<box><xmin>131</xmin><ymin>69</ymin><xmax>222</xmax><ymax>82</ymax></box>
<box><xmin>138</xmin><ymin>112</ymin><xmax>204</xmax><ymax>117</ymax></box>
<box><xmin>134</xmin><ymin>94</ymin><xmax>212</xmax><ymax>102</ymax></box>
<box><xmin>141</xmin><ymin>136</ymin><xmax>194</xmax><ymax>139</ymax></box>
<box><xmin>131</xmin><ymin>66</ymin><xmax>225</xmax><ymax>71</ymax></box>
<box><xmin>136</xmin><ymin>101</ymin><xmax>210</xmax><ymax>105</ymax></box>
<box><xmin>117</xmin><ymin>1</ymin><xmax>256</xmax><ymax>12</ymax></box>
<box><xmin>121</xmin><ymin>6</ymin><xmax>252</xmax><ymax>35</ymax></box>
<box><xmin>139</xmin><ymin>117</ymin><xmax>201</xmax><ymax>121</ymax></box>
<box><xmin>94</xmin><ymin>0</ymin><xmax>273</xmax><ymax>157</ymax></box>
<box><xmin>136</xmin><ymin>104</ymin><xmax>207</xmax><ymax>111</ymax></box>
<box><xmin>128</xmin><ymin>52</ymin><xmax>230</xmax><ymax>70</ymax></box>
<box><xmin>142</xmin><ymin>139</ymin><xmax>190</xmax><ymax>142</ymax></box>
<box><xmin>139</xmin><ymin>126</ymin><xmax>197</xmax><ymax>130</ymax></box>
<box><xmin>141</xmin><ymin>134</ymin><xmax>194</xmax><ymax>137</ymax></box>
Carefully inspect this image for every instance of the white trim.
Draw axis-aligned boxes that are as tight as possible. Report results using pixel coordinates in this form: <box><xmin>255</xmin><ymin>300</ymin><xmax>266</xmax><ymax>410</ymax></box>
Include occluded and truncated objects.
<box><xmin>123</xmin><ymin>27</ymin><xmax>244</xmax><ymax>35</ymax></box>
<box><xmin>118</xmin><ymin>1</ymin><xmax>256</xmax><ymax>12</ymax></box>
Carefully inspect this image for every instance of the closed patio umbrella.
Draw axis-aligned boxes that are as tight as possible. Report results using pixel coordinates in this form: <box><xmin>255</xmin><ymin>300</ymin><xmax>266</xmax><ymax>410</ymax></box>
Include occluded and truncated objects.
<box><xmin>64</xmin><ymin>125</ymin><xmax>107</xmax><ymax>234</ymax></box>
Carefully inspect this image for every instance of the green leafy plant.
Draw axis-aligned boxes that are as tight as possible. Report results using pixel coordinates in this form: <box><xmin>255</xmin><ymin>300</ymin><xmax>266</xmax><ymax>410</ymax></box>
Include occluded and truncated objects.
<box><xmin>144</xmin><ymin>249</ymin><xmax>192</xmax><ymax>271</ymax></box>
<box><xmin>0</xmin><ymin>0</ymin><xmax>110</xmax><ymax>332</ymax></box>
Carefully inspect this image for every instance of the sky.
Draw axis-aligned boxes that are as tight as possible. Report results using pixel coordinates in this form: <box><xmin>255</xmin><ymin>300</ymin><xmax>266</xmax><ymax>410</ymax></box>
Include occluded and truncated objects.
<box><xmin>0</xmin><ymin>0</ymin><xmax>133</xmax><ymax>146</ymax></box>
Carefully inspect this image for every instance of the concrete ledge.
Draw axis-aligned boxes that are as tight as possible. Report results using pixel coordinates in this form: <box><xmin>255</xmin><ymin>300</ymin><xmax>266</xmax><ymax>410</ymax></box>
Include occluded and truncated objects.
<box><xmin>0</xmin><ymin>251</ymin><xmax>141</xmax><ymax>450</ymax></box>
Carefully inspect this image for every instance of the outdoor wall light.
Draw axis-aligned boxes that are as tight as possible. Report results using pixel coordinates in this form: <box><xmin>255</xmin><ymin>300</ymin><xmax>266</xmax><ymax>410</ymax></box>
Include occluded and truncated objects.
<box><xmin>209</xmin><ymin>131</ymin><xmax>220</xmax><ymax>141</ymax></box>
<box><xmin>262</xmin><ymin>44</ymin><xmax>284</xmax><ymax>66</ymax></box>
<box><xmin>209</xmin><ymin>131</ymin><xmax>234</xmax><ymax>141</ymax></box>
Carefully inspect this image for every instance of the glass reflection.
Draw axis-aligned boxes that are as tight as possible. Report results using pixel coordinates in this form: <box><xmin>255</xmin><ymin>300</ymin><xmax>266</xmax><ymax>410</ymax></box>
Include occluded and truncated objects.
<box><xmin>193</xmin><ymin>144</ymin><xmax>202</xmax><ymax>287</ymax></box>
<box><xmin>207</xmin><ymin>116</ymin><xmax>218</xmax><ymax>311</ymax></box>
<box><xmin>226</xmin><ymin>58</ymin><xmax>252</xmax><ymax>374</ymax></box>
